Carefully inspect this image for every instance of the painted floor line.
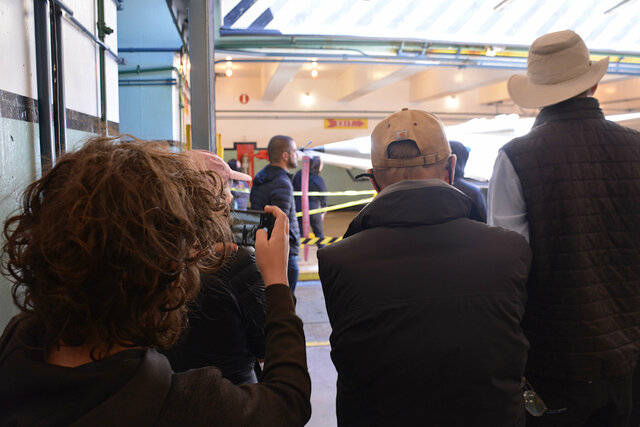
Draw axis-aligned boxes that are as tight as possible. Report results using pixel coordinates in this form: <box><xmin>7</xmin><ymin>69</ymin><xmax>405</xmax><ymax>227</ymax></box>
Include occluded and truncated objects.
<box><xmin>306</xmin><ymin>341</ymin><xmax>330</xmax><ymax>347</ymax></box>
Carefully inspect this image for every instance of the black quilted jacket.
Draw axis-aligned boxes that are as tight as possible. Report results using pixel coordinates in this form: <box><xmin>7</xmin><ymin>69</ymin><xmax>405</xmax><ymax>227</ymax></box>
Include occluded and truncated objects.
<box><xmin>503</xmin><ymin>97</ymin><xmax>640</xmax><ymax>381</ymax></box>
<box><xmin>163</xmin><ymin>246</ymin><xmax>266</xmax><ymax>385</ymax></box>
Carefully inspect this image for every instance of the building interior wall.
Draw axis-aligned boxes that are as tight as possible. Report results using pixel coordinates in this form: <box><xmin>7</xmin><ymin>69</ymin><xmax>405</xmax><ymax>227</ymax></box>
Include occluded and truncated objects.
<box><xmin>0</xmin><ymin>0</ymin><xmax>119</xmax><ymax>331</ymax></box>
<box><xmin>118</xmin><ymin>69</ymin><xmax>177</xmax><ymax>141</ymax></box>
<box><xmin>116</xmin><ymin>0</ymin><xmax>183</xmax><ymax>142</ymax></box>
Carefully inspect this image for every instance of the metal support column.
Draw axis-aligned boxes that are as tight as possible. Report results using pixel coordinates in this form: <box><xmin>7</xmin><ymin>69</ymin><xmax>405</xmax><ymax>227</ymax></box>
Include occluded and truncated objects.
<box><xmin>189</xmin><ymin>0</ymin><xmax>217</xmax><ymax>152</ymax></box>
<box><xmin>34</xmin><ymin>0</ymin><xmax>54</xmax><ymax>171</ymax></box>
<box><xmin>50</xmin><ymin>1</ymin><xmax>67</xmax><ymax>155</ymax></box>
<box><xmin>97</xmin><ymin>0</ymin><xmax>112</xmax><ymax>133</ymax></box>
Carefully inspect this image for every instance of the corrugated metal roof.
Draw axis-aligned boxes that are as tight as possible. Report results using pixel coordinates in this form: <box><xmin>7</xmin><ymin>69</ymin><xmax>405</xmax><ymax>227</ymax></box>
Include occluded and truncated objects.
<box><xmin>220</xmin><ymin>0</ymin><xmax>640</xmax><ymax>53</ymax></box>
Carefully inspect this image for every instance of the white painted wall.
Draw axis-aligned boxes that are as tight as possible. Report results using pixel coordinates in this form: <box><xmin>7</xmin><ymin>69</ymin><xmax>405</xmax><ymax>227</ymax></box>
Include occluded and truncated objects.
<box><xmin>1</xmin><ymin>0</ymin><xmax>119</xmax><ymax>122</ymax></box>
<box><xmin>1</xmin><ymin>0</ymin><xmax>39</xmax><ymax>100</ymax></box>
<box><xmin>0</xmin><ymin>0</ymin><xmax>119</xmax><ymax>331</ymax></box>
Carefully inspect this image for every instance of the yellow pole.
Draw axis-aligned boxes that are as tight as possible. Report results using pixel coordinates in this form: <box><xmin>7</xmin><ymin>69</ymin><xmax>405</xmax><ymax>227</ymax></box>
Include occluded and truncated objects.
<box><xmin>186</xmin><ymin>124</ymin><xmax>192</xmax><ymax>150</ymax></box>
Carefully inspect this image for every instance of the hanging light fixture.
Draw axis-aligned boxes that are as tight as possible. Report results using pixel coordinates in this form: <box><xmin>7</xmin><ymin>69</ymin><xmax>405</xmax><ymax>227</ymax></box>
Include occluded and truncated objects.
<box><xmin>446</xmin><ymin>96</ymin><xmax>459</xmax><ymax>109</ymax></box>
<box><xmin>310</xmin><ymin>57</ymin><xmax>318</xmax><ymax>79</ymax></box>
<box><xmin>225</xmin><ymin>56</ymin><xmax>233</xmax><ymax>78</ymax></box>
<box><xmin>301</xmin><ymin>92</ymin><xmax>314</xmax><ymax>106</ymax></box>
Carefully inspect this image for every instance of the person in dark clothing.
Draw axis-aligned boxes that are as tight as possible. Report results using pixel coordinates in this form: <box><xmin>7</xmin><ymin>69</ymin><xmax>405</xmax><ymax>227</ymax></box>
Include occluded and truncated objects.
<box><xmin>489</xmin><ymin>30</ymin><xmax>640</xmax><ymax>426</ymax></box>
<box><xmin>293</xmin><ymin>156</ymin><xmax>328</xmax><ymax>246</ymax></box>
<box><xmin>163</xmin><ymin>150</ymin><xmax>265</xmax><ymax>385</ymax></box>
<box><xmin>319</xmin><ymin>108</ymin><xmax>531</xmax><ymax>426</ymax></box>
<box><xmin>250</xmin><ymin>135</ymin><xmax>301</xmax><ymax>292</ymax></box>
<box><xmin>449</xmin><ymin>140</ymin><xmax>487</xmax><ymax>222</ymax></box>
<box><xmin>0</xmin><ymin>137</ymin><xmax>311</xmax><ymax>426</ymax></box>
<box><xmin>167</xmin><ymin>247</ymin><xmax>266</xmax><ymax>384</ymax></box>
<box><xmin>228</xmin><ymin>158</ymin><xmax>250</xmax><ymax>210</ymax></box>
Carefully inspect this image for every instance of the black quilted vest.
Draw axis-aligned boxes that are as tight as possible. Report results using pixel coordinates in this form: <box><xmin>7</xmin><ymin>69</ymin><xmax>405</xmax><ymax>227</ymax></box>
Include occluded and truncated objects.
<box><xmin>503</xmin><ymin>97</ymin><xmax>640</xmax><ymax>381</ymax></box>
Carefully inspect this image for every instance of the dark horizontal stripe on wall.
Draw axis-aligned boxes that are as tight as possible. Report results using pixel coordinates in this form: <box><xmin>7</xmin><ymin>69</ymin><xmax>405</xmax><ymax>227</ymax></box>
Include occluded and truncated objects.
<box><xmin>0</xmin><ymin>88</ymin><xmax>39</xmax><ymax>123</ymax></box>
<box><xmin>0</xmin><ymin>88</ymin><xmax>119</xmax><ymax>133</ymax></box>
<box><xmin>66</xmin><ymin>109</ymin><xmax>119</xmax><ymax>135</ymax></box>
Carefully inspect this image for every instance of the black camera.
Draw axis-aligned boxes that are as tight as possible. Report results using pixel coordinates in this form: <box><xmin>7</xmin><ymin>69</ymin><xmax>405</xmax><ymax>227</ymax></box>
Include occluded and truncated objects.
<box><xmin>230</xmin><ymin>210</ymin><xmax>275</xmax><ymax>246</ymax></box>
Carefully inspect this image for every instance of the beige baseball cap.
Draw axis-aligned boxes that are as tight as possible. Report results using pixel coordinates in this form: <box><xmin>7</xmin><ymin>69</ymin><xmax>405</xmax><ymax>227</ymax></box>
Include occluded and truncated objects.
<box><xmin>371</xmin><ymin>108</ymin><xmax>451</xmax><ymax>170</ymax></box>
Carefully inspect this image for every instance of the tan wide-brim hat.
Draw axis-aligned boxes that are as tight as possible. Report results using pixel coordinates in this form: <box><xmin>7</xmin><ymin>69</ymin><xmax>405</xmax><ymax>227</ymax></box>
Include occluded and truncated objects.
<box><xmin>508</xmin><ymin>30</ymin><xmax>609</xmax><ymax>109</ymax></box>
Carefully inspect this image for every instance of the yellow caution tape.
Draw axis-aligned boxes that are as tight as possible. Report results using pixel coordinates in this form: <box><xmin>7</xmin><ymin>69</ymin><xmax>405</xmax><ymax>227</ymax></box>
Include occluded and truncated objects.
<box><xmin>292</xmin><ymin>190</ymin><xmax>377</xmax><ymax>196</ymax></box>
<box><xmin>300</xmin><ymin>236</ymin><xmax>343</xmax><ymax>246</ymax></box>
<box><xmin>231</xmin><ymin>188</ymin><xmax>376</xmax><ymax>197</ymax></box>
<box><xmin>295</xmin><ymin>197</ymin><xmax>374</xmax><ymax>216</ymax></box>
<box><xmin>230</xmin><ymin>188</ymin><xmax>374</xmax><ymax>216</ymax></box>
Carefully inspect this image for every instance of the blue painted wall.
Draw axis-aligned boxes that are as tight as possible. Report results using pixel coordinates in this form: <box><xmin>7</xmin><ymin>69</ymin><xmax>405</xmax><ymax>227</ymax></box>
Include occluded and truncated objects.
<box><xmin>117</xmin><ymin>0</ymin><xmax>182</xmax><ymax>48</ymax></box>
<box><xmin>119</xmin><ymin>70</ymin><xmax>176</xmax><ymax>140</ymax></box>
<box><xmin>117</xmin><ymin>0</ymin><xmax>182</xmax><ymax>140</ymax></box>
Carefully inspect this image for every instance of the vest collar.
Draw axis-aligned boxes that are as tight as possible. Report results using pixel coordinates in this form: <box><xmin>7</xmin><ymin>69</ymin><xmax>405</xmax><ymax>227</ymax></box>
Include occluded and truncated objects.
<box><xmin>534</xmin><ymin>97</ymin><xmax>604</xmax><ymax>128</ymax></box>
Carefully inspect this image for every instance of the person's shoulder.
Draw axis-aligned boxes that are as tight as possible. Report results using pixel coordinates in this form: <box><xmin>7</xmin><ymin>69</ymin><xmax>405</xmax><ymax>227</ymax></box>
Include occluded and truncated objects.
<box><xmin>159</xmin><ymin>367</ymin><xmax>227</xmax><ymax>423</ymax></box>
<box><xmin>469</xmin><ymin>221</ymin><xmax>531</xmax><ymax>256</ymax></box>
<box><xmin>234</xmin><ymin>245</ymin><xmax>255</xmax><ymax>261</ymax></box>
<box><xmin>229</xmin><ymin>246</ymin><xmax>260</xmax><ymax>276</ymax></box>
<box><xmin>317</xmin><ymin>237</ymin><xmax>353</xmax><ymax>265</ymax></box>
<box><xmin>251</xmin><ymin>167</ymin><xmax>269</xmax><ymax>187</ymax></box>
<box><xmin>604</xmin><ymin>119</ymin><xmax>640</xmax><ymax>138</ymax></box>
<box><xmin>167</xmin><ymin>365</ymin><xmax>231</xmax><ymax>405</ymax></box>
<box><xmin>501</xmin><ymin>131</ymin><xmax>533</xmax><ymax>152</ymax></box>
<box><xmin>172</xmin><ymin>365</ymin><xmax>225</xmax><ymax>384</ymax></box>
<box><xmin>272</xmin><ymin>170</ymin><xmax>294</xmax><ymax>188</ymax></box>
<box><xmin>292</xmin><ymin>170</ymin><xmax>302</xmax><ymax>188</ymax></box>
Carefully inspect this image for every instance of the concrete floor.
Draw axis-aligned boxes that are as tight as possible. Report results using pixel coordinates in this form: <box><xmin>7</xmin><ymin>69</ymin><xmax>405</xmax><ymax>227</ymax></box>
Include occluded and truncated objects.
<box><xmin>295</xmin><ymin>210</ymin><xmax>359</xmax><ymax>426</ymax></box>
<box><xmin>297</xmin><ymin>280</ymin><xmax>337</xmax><ymax>427</ymax></box>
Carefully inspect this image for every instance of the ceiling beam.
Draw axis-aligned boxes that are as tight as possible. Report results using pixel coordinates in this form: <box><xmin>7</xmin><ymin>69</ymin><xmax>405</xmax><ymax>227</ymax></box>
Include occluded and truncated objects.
<box><xmin>409</xmin><ymin>68</ymin><xmax>513</xmax><ymax>103</ymax></box>
<box><xmin>336</xmin><ymin>65</ymin><xmax>425</xmax><ymax>102</ymax></box>
<box><xmin>477</xmin><ymin>80</ymin><xmax>510</xmax><ymax>105</ymax></box>
<box><xmin>260</xmin><ymin>62</ymin><xmax>301</xmax><ymax>102</ymax></box>
<box><xmin>597</xmin><ymin>77</ymin><xmax>640</xmax><ymax>105</ymax></box>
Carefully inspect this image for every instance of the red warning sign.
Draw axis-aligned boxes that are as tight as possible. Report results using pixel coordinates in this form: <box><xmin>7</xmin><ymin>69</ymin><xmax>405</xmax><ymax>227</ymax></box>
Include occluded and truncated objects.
<box><xmin>239</xmin><ymin>93</ymin><xmax>250</xmax><ymax>104</ymax></box>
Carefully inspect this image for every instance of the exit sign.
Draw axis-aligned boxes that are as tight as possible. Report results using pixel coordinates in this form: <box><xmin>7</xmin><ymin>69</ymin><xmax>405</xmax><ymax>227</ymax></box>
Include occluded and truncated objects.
<box><xmin>324</xmin><ymin>118</ymin><xmax>368</xmax><ymax>129</ymax></box>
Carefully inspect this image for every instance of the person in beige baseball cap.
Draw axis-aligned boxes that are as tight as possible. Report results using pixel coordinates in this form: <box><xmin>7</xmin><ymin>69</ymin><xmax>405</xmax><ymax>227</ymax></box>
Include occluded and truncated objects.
<box><xmin>317</xmin><ymin>108</ymin><xmax>531</xmax><ymax>425</ymax></box>
<box><xmin>365</xmin><ymin>107</ymin><xmax>456</xmax><ymax>191</ymax></box>
<box><xmin>489</xmin><ymin>30</ymin><xmax>640</xmax><ymax>425</ymax></box>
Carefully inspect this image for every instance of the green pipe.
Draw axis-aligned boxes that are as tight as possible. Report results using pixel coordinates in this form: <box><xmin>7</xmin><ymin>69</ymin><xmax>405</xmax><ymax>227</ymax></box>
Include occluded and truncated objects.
<box><xmin>97</xmin><ymin>0</ymin><xmax>111</xmax><ymax>130</ymax></box>
<box><xmin>119</xmin><ymin>65</ymin><xmax>179</xmax><ymax>75</ymax></box>
<box><xmin>213</xmin><ymin>34</ymin><xmax>640</xmax><ymax>59</ymax></box>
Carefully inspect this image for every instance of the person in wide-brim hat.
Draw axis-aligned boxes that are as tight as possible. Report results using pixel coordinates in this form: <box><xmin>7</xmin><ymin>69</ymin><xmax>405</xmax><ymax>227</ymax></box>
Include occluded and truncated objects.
<box><xmin>507</xmin><ymin>29</ymin><xmax>609</xmax><ymax>108</ymax></box>
<box><xmin>490</xmin><ymin>29</ymin><xmax>640</xmax><ymax>426</ymax></box>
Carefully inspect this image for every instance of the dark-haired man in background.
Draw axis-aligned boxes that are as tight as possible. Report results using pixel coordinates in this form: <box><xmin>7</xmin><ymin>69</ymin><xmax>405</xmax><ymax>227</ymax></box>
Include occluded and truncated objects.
<box><xmin>251</xmin><ymin>135</ymin><xmax>301</xmax><ymax>292</ymax></box>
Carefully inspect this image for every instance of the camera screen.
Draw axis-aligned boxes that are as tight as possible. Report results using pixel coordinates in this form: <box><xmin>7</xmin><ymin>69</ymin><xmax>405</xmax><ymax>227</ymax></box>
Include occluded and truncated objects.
<box><xmin>230</xmin><ymin>210</ymin><xmax>273</xmax><ymax>246</ymax></box>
